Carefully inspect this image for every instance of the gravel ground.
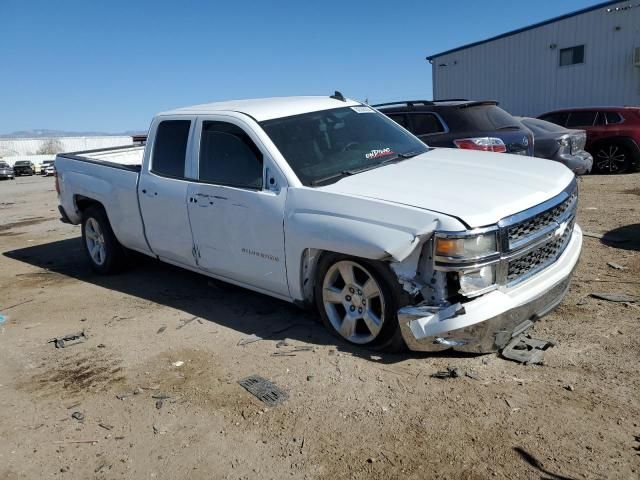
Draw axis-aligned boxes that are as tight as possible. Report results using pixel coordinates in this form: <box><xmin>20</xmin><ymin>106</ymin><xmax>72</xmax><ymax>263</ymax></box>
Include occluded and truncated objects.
<box><xmin>0</xmin><ymin>173</ymin><xmax>638</xmax><ymax>480</ymax></box>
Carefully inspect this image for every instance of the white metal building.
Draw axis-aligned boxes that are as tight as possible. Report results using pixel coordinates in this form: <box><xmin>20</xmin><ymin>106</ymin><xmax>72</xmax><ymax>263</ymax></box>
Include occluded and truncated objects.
<box><xmin>427</xmin><ymin>1</ymin><xmax>640</xmax><ymax>116</ymax></box>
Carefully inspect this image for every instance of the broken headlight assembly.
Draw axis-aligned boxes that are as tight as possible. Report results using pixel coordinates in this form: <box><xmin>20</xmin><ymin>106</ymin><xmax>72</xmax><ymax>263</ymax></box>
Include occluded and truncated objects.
<box><xmin>433</xmin><ymin>230</ymin><xmax>500</xmax><ymax>298</ymax></box>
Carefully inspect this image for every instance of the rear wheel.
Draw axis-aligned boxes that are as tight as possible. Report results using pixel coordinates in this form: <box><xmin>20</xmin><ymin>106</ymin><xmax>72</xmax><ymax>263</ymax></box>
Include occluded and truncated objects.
<box><xmin>81</xmin><ymin>205</ymin><xmax>126</xmax><ymax>274</ymax></box>
<box><xmin>593</xmin><ymin>143</ymin><xmax>630</xmax><ymax>174</ymax></box>
<box><xmin>314</xmin><ymin>254</ymin><xmax>406</xmax><ymax>352</ymax></box>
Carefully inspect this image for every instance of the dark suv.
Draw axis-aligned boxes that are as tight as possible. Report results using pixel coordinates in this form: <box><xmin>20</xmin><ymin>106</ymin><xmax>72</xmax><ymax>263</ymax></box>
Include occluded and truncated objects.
<box><xmin>538</xmin><ymin>107</ymin><xmax>640</xmax><ymax>174</ymax></box>
<box><xmin>13</xmin><ymin>160</ymin><xmax>35</xmax><ymax>176</ymax></box>
<box><xmin>374</xmin><ymin>100</ymin><xmax>533</xmax><ymax>156</ymax></box>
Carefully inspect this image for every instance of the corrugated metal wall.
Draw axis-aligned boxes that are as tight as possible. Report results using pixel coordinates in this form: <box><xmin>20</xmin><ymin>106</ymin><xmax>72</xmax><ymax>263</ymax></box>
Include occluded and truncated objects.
<box><xmin>0</xmin><ymin>136</ymin><xmax>133</xmax><ymax>158</ymax></box>
<box><xmin>431</xmin><ymin>1</ymin><xmax>640</xmax><ymax>116</ymax></box>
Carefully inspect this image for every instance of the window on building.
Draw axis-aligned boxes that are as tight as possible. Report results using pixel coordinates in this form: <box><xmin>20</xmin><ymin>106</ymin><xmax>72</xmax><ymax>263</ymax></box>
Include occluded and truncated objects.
<box><xmin>152</xmin><ymin>120</ymin><xmax>191</xmax><ymax>178</ymax></box>
<box><xmin>566</xmin><ymin>111</ymin><xmax>597</xmax><ymax>128</ymax></box>
<box><xmin>199</xmin><ymin>121</ymin><xmax>263</xmax><ymax>189</ymax></box>
<box><xmin>410</xmin><ymin>113</ymin><xmax>446</xmax><ymax>136</ymax></box>
<box><xmin>559</xmin><ymin>45</ymin><xmax>585</xmax><ymax>66</ymax></box>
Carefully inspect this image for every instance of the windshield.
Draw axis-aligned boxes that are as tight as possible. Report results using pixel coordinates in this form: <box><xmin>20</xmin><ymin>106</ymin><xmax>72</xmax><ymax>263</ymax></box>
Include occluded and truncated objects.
<box><xmin>260</xmin><ymin>106</ymin><xmax>428</xmax><ymax>186</ymax></box>
<box><xmin>15</xmin><ymin>161</ymin><xmax>30</xmax><ymax>166</ymax></box>
<box><xmin>0</xmin><ymin>162</ymin><xmax>9</xmax><ymax>168</ymax></box>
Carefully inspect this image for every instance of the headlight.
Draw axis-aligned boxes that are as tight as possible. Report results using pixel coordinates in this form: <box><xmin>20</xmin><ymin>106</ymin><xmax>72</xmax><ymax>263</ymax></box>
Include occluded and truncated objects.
<box><xmin>435</xmin><ymin>232</ymin><xmax>498</xmax><ymax>260</ymax></box>
<box><xmin>459</xmin><ymin>265</ymin><xmax>496</xmax><ymax>296</ymax></box>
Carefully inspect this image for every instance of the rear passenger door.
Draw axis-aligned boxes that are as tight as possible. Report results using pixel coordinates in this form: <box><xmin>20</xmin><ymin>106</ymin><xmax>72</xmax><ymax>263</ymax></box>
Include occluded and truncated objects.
<box><xmin>138</xmin><ymin>117</ymin><xmax>197</xmax><ymax>267</ymax></box>
<box><xmin>186</xmin><ymin>116</ymin><xmax>289</xmax><ymax>297</ymax></box>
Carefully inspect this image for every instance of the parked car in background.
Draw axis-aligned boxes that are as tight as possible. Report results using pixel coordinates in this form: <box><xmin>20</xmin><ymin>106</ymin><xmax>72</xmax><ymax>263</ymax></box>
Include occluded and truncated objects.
<box><xmin>41</xmin><ymin>160</ymin><xmax>55</xmax><ymax>176</ymax></box>
<box><xmin>44</xmin><ymin>162</ymin><xmax>56</xmax><ymax>176</ymax></box>
<box><xmin>56</xmin><ymin>95</ymin><xmax>582</xmax><ymax>353</ymax></box>
<box><xmin>0</xmin><ymin>161</ymin><xmax>14</xmax><ymax>180</ymax></box>
<box><xmin>518</xmin><ymin>117</ymin><xmax>592</xmax><ymax>175</ymax></box>
<box><xmin>538</xmin><ymin>107</ymin><xmax>640</xmax><ymax>174</ymax></box>
<box><xmin>13</xmin><ymin>160</ymin><xmax>36</xmax><ymax>176</ymax></box>
<box><xmin>374</xmin><ymin>100</ymin><xmax>533</xmax><ymax>156</ymax></box>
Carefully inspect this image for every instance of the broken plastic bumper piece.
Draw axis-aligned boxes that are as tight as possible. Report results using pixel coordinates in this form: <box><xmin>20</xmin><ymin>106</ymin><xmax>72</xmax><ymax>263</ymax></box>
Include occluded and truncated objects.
<box><xmin>398</xmin><ymin>226</ymin><xmax>581</xmax><ymax>353</ymax></box>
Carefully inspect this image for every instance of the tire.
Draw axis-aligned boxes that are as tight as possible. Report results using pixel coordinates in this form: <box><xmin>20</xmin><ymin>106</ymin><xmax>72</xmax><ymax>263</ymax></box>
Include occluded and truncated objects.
<box><xmin>314</xmin><ymin>253</ymin><xmax>406</xmax><ymax>352</ymax></box>
<box><xmin>81</xmin><ymin>205</ymin><xmax>127</xmax><ymax>274</ymax></box>
<box><xmin>593</xmin><ymin>143</ymin><xmax>631</xmax><ymax>174</ymax></box>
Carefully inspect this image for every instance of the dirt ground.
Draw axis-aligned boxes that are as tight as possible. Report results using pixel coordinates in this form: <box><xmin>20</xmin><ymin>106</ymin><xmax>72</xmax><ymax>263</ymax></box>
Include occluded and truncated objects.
<box><xmin>0</xmin><ymin>172</ymin><xmax>638</xmax><ymax>480</ymax></box>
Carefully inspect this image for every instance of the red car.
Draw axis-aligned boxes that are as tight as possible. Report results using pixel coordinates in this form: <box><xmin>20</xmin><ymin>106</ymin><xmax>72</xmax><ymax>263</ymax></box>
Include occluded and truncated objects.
<box><xmin>538</xmin><ymin>107</ymin><xmax>640</xmax><ymax>174</ymax></box>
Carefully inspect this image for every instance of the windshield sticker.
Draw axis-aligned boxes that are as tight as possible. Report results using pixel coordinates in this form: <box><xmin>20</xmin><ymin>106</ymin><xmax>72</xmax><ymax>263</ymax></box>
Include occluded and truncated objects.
<box><xmin>350</xmin><ymin>106</ymin><xmax>374</xmax><ymax>114</ymax></box>
<box><xmin>365</xmin><ymin>148</ymin><xmax>394</xmax><ymax>160</ymax></box>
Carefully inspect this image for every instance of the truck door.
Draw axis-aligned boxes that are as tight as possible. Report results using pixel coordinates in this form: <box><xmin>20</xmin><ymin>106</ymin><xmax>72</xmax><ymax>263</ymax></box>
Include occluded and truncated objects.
<box><xmin>138</xmin><ymin>118</ymin><xmax>197</xmax><ymax>267</ymax></box>
<box><xmin>186</xmin><ymin>116</ymin><xmax>289</xmax><ymax>297</ymax></box>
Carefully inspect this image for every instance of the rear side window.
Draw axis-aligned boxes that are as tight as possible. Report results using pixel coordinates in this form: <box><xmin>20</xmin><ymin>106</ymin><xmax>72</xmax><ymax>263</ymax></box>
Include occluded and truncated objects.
<box><xmin>605</xmin><ymin>112</ymin><xmax>623</xmax><ymax>124</ymax></box>
<box><xmin>199</xmin><ymin>121</ymin><xmax>263</xmax><ymax>189</ymax></box>
<box><xmin>387</xmin><ymin>114</ymin><xmax>408</xmax><ymax>128</ymax></box>
<box><xmin>539</xmin><ymin>112</ymin><xmax>568</xmax><ymax>126</ymax></box>
<box><xmin>566</xmin><ymin>111</ymin><xmax>596</xmax><ymax>128</ymax></box>
<box><xmin>410</xmin><ymin>113</ymin><xmax>445</xmax><ymax>136</ymax></box>
<box><xmin>152</xmin><ymin>120</ymin><xmax>191</xmax><ymax>178</ymax></box>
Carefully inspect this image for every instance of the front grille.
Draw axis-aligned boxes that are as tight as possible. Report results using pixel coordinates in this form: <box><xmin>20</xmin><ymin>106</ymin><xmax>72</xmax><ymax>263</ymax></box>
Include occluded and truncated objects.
<box><xmin>506</xmin><ymin>219</ymin><xmax>574</xmax><ymax>283</ymax></box>
<box><xmin>507</xmin><ymin>189</ymin><xmax>577</xmax><ymax>249</ymax></box>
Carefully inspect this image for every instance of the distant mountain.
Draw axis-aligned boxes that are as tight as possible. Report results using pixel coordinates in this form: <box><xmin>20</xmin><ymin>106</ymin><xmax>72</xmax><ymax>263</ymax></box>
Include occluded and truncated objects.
<box><xmin>0</xmin><ymin>129</ymin><xmax>145</xmax><ymax>139</ymax></box>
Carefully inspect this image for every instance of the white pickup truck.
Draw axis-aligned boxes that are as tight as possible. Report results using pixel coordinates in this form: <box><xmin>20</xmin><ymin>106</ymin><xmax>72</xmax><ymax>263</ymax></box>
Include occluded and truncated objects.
<box><xmin>56</xmin><ymin>95</ymin><xmax>582</xmax><ymax>352</ymax></box>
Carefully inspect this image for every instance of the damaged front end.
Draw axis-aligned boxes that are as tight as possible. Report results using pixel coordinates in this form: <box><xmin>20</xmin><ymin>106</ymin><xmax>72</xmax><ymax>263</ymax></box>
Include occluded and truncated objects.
<box><xmin>391</xmin><ymin>181</ymin><xmax>582</xmax><ymax>353</ymax></box>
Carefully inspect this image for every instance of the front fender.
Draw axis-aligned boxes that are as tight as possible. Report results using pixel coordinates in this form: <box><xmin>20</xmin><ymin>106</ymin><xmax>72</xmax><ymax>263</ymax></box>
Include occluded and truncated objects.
<box><xmin>284</xmin><ymin>188</ymin><xmax>451</xmax><ymax>302</ymax></box>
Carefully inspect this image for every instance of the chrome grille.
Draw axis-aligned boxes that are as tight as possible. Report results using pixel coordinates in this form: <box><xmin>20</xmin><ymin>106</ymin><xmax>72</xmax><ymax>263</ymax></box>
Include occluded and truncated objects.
<box><xmin>506</xmin><ymin>219</ymin><xmax>574</xmax><ymax>283</ymax></box>
<box><xmin>507</xmin><ymin>189</ymin><xmax>578</xmax><ymax>250</ymax></box>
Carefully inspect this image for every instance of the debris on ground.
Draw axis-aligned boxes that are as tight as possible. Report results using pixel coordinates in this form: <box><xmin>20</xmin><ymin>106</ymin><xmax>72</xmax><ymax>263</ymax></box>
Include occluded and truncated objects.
<box><xmin>152</xmin><ymin>424</ymin><xmax>167</xmax><ymax>435</ymax></box>
<box><xmin>431</xmin><ymin>367</ymin><xmax>462</xmax><ymax>379</ymax></box>
<box><xmin>275</xmin><ymin>339</ymin><xmax>291</xmax><ymax>348</ymax></box>
<box><xmin>501</xmin><ymin>335</ymin><xmax>556</xmax><ymax>365</ymax></box>
<box><xmin>238</xmin><ymin>374</ymin><xmax>288</xmax><ymax>407</ymax></box>
<box><xmin>98</xmin><ymin>423</ymin><xmax>113</xmax><ymax>431</ymax></box>
<box><xmin>0</xmin><ymin>314</ymin><xmax>6</xmax><ymax>325</ymax></box>
<box><xmin>607</xmin><ymin>262</ymin><xmax>627</xmax><ymax>270</ymax></box>
<box><xmin>590</xmin><ymin>292</ymin><xmax>638</xmax><ymax>303</ymax></box>
<box><xmin>237</xmin><ymin>333</ymin><xmax>262</xmax><ymax>346</ymax></box>
<box><xmin>133</xmin><ymin>387</ymin><xmax>144</xmax><ymax>395</ymax></box>
<box><xmin>177</xmin><ymin>316</ymin><xmax>198</xmax><ymax>329</ymax></box>
<box><xmin>48</xmin><ymin>330</ymin><xmax>88</xmax><ymax>349</ymax></box>
<box><xmin>564</xmin><ymin>384</ymin><xmax>575</xmax><ymax>392</ymax></box>
<box><xmin>151</xmin><ymin>393</ymin><xmax>171</xmax><ymax>400</ymax></box>
<box><xmin>156</xmin><ymin>326</ymin><xmax>166</xmax><ymax>334</ymax></box>
<box><xmin>576</xmin><ymin>298</ymin><xmax>589</xmax><ymax>306</ymax></box>
<box><xmin>583</xmin><ymin>231</ymin><xmax>629</xmax><ymax>243</ymax></box>
<box><xmin>97</xmin><ymin>343</ymin><xmax>106</xmax><ymax>348</ymax></box>
<box><xmin>172</xmin><ymin>360</ymin><xmax>184</xmax><ymax>367</ymax></box>
<box><xmin>71</xmin><ymin>412</ymin><xmax>85</xmax><ymax>422</ymax></box>
<box><xmin>115</xmin><ymin>392</ymin><xmax>132</xmax><ymax>400</ymax></box>
<box><xmin>272</xmin><ymin>346</ymin><xmax>313</xmax><ymax>357</ymax></box>
<box><xmin>155</xmin><ymin>400</ymin><xmax>163</xmax><ymax>410</ymax></box>
<box><xmin>465</xmin><ymin>370</ymin><xmax>480</xmax><ymax>380</ymax></box>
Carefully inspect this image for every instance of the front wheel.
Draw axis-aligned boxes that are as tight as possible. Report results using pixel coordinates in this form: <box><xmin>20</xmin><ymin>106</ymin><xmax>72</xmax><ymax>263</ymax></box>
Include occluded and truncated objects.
<box><xmin>81</xmin><ymin>205</ymin><xmax>126</xmax><ymax>274</ymax></box>
<box><xmin>593</xmin><ymin>143</ymin><xmax>630</xmax><ymax>174</ymax></box>
<box><xmin>314</xmin><ymin>254</ymin><xmax>406</xmax><ymax>352</ymax></box>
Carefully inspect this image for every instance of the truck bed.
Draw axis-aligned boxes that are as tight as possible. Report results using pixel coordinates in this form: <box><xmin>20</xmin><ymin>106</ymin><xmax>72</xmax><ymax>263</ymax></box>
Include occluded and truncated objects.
<box><xmin>56</xmin><ymin>145</ymin><xmax>152</xmax><ymax>256</ymax></box>
<box><xmin>57</xmin><ymin>145</ymin><xmax>144</xmax><ymax>171</ymax></box>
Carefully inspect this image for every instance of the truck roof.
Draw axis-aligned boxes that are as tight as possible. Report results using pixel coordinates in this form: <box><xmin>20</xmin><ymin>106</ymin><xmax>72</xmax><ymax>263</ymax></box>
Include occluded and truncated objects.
<box><xmin>160</xmin><ymin>96</ymin><xmax>360</xmax><ymax>122</ymax></box>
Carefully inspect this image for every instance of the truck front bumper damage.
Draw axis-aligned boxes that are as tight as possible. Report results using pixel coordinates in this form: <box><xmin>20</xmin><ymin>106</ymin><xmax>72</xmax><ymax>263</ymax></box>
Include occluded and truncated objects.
<box><xmin>398</xmin><ymin>225</ymin><xmax>582</xmax><ymax>353</ymax></box>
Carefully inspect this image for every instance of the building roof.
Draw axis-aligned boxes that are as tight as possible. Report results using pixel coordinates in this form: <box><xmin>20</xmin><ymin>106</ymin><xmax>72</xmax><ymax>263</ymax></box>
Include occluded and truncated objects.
<box><xmin>426</xmin><ymin>0</ymin><xmax>622</xmax><ymax>61</ymax></box>
<box><xmin>160</xmin><ymin>96</ymin><xmax>360</xmax><ymax>122</ymax></box>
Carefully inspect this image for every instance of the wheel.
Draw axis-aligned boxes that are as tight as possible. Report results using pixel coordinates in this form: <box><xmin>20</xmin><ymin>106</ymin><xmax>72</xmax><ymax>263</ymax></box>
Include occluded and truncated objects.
<box><xmin>81</xmin><ymin>205</ymin><xmax>126</xmax><ymax>273</ymax></box>
<box><xmin>314</xmin><ymin>254</ymin><xmax>406</xmax><ymax>351</ymax></box>
<box><xmin>593</xmin><ymin>143</ymin><xmax>630</xmax><ymax>174</ymax></box>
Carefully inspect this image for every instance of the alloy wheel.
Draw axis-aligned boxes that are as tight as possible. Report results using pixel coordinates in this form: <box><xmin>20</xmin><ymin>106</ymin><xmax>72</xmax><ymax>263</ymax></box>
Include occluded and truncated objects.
<box><xmin>596</xmin><ymin>145</ymin><xmax>627</xmax><ymax>173</ymax></box>
<box><xmin>84</xmin><ymin>217</ymin><xmax>107</xmax><ymax>266</ymax></box>
<box><xmin>321</xmin><ymin>260</ymin><xmax>385</xmax><ymax>344</ymax></box>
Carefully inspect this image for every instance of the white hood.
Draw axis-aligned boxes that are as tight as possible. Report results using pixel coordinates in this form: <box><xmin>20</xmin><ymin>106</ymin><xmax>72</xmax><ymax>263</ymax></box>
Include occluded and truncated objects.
<box><xmin>319</xmin><ymin>148</ymin><xmax>575</xmax><ymax>228</ymax></box>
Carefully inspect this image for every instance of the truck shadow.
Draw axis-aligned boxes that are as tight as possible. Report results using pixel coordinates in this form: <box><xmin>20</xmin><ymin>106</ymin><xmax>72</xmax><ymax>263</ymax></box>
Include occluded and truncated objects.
<box><xmin>600</xmin><ymin>223</ymin><xmax>640</xmax><ymax>251</ymax></box>
<box><xmin>4</xmin><ymin>238</ymin><xmax>478</xmax><ymax>364</ymax></box>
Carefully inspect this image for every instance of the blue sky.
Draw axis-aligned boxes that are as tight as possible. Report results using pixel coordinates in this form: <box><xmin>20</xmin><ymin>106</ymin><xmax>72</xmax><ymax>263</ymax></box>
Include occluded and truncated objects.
<box><xmin>0</xmin><ymin>0</ymin><xmax>603</xmax><ymax>134</ymax></box>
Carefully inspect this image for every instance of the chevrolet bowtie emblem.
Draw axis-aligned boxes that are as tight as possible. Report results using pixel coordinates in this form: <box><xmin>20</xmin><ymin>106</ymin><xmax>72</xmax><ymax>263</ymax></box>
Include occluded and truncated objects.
<box><xmin>555</xmin><ymin>222</ymin><xmax>568</xmax><ymax>237</ymax></box>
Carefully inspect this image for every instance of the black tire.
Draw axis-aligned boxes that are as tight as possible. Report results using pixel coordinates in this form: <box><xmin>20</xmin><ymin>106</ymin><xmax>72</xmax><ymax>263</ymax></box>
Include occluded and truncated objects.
<box><xmin>314</xmin><ymin>253</ymin><xmax>407</xmax><ymax>352</ymax></box>
<box><xmin>593</xmin><ymin>143</ymin><xmax>631</xmax><ymax>174</ymax></box>
<box><xmin>81</xmin><ymin>205</ymin><xmax>127</xmax><ymax>274</ymax></box>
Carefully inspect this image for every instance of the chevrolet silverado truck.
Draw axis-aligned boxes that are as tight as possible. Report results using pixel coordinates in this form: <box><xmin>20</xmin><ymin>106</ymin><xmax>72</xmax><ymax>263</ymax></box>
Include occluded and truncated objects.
<box><xmin>56</xmin><ymin>94</ymin><xmax>582</xmax><ymax>353</ymax></box>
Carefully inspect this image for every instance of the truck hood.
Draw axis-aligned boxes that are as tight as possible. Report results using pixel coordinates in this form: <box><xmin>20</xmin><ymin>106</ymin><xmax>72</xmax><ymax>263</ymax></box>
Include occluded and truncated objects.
<box><xmin>319</xmin><ymin>148</ymin><xmax>575</xmax><ymax>228</ymax></box>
